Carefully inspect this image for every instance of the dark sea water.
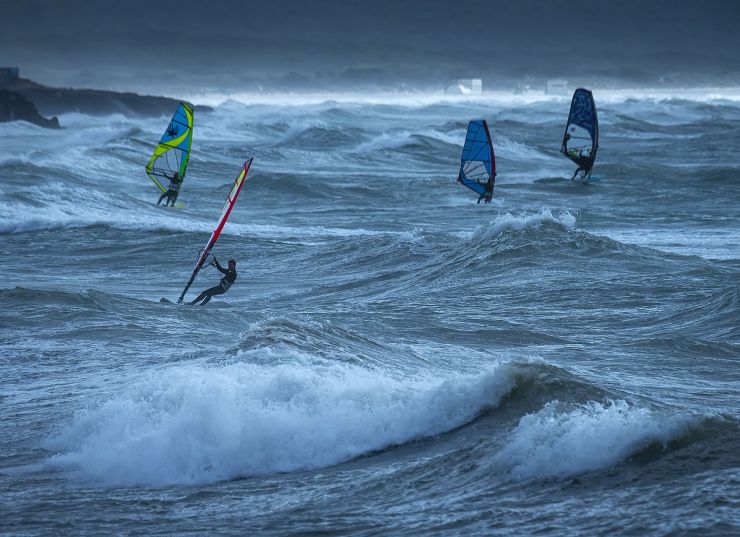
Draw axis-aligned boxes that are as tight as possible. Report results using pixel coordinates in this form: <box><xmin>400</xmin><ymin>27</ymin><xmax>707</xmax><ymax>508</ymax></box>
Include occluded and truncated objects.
<box><xmin>1</xmin><ymin>90</ymin><xmax>739</xmax><ymax>536</ymax></box>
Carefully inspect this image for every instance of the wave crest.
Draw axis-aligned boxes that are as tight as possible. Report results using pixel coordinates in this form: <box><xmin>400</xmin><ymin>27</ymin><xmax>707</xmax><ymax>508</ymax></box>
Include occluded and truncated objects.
<box><xmin>43</xmin><ymin>361</ymin><xmax>517</xmax><ymax>487</ymax></box>
<box><xmin>495</xmin><ymin>399</ymin><xmax>694</xmax><ymax>479</ymax></box>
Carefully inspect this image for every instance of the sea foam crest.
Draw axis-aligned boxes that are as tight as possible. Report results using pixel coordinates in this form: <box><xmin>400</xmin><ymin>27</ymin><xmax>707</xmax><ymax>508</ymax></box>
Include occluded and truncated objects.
<box><xmin>495</xmin><ymin>400</ymin><xmax>692</xmax><ymax>479</ymax></box>
<box><xmin>494</xmin><ymin>136</ymin><xmax>555</xmax><ymax>162</ymax></box>
<box><xmin>0</xmin><ymin>182</ymin><xmax>396</xmax><ymax>239</ymax></box>
<box><xmin>353</xmin><ymin>128</ymin><xmax>461</xmax><ymax>153</ymax></box>
<box><xmin>44</xmin><ymin>361</ymin><xmax>516</xmax><ymax>487</ymax></box>
<box><xmin>0</xmin><ymin>183</ymin><xmax>209</xmax><ymax>235</ymax></box>
<box><xmin>465</xmin><ymin>208</ymin><xmax>576</xmax><ymax>242</ymax></box>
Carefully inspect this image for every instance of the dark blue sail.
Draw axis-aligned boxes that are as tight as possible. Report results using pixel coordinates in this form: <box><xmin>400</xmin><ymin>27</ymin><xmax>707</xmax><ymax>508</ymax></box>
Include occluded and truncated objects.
<box><xmin>561</xmin><ymin>88</ymin><xmax>598</xmax><ymax>177</ymax></box>
<box><xmin>457</xmin><ymin>120</ymin><xmax>495</xmax><ymax>201</ymax></box>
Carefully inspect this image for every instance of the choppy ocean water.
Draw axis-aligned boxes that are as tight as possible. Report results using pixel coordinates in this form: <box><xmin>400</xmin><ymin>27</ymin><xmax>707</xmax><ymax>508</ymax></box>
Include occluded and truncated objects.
<box><xmin>1</xmin><ymin>90</ymin><xmax>738</xmax><ymax>535</ymax></box>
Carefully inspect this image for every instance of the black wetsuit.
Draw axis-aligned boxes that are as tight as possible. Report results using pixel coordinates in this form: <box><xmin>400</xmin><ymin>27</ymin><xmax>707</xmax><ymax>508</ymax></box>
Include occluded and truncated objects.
<box><xmin>571</xmin><ymin>163</ymin><xmax>592</xmax><ymax>181</ymax></box>
<box><xmin>477</xmin><ymin>175</ymin><xmax>494</xmax><ymax>204</ymax></box>
<box><xmin>157</xmin><ymin>174</ymin><xmax>182</xmax><ymax>206</ymax></box>
<box><xmin>570</xmin><ymin>150</ymin><xmax>593</xmax><ymax>181</ymax></box>
<box><xmin>189</xmin><ymin>261</ymin><xmax>237</xmax><ymax>305</ymax></box>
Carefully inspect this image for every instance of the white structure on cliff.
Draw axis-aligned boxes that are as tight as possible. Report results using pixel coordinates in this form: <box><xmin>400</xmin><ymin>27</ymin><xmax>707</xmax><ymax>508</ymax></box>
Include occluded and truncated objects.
<box><xmin>445</xmin><ymin>78</ymin><xmax>482</xmax><ymax>95</ymax></box>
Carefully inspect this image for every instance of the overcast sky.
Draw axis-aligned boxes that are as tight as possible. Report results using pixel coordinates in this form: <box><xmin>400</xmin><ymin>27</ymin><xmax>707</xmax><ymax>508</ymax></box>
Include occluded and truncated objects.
<box><xmin>1</xmin><ymin>0</ymin><xmax>739</xmax><ymax>93</ymax></box>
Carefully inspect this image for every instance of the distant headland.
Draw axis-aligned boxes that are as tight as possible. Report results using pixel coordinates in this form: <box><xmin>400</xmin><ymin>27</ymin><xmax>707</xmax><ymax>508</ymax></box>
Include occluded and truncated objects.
<box><xmin>0</xmin><ymin>88</ymin><xmax>60</xmax><ymax>129</ymax></box>
<box><xmin>0</xmin><ymin>67</ymin><xmax>208</xmax><ymax>128</ymax></box>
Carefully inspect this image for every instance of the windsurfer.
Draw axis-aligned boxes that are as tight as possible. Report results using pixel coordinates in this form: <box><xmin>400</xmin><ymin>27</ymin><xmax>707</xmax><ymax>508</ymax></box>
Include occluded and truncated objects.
<box><xmin>562</xmin><ymin>88</ymin><xmax>598</xmax><ymax>183</ymax></box>
<box><xmin>477</xmin><ymin>174</ymin><xmax>494</xmax><ymax>204</ymax></box>
<box><xmin>571</xmin><ymin>166</ymin><xmax>591</xmax><ymax>181</ymax></box>
<box><xmin>157</xmin><ymin>171</ymin><xmax>182</xmax><ymax>206</ymax></box>
<box><xmin>188</xmin><ymin>258</ymin><xmax>237</xmax><ymax>305</ymax></box>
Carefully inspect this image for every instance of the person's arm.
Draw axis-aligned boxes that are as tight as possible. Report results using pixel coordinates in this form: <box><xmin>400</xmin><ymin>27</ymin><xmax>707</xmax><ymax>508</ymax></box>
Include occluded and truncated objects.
<box><xmin>213</xmin><ymin>259</ymin><xmax>228</xmax><ymax>274</ymax></box>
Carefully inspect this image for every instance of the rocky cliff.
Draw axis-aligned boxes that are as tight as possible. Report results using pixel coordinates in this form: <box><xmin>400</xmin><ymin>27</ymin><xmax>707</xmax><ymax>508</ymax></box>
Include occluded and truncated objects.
<box><xmin>0</xmin><ymin>90</ymin><xmax>60</xmax><ymax>128</ymax></box>
<box><xmin>1</xmin><ymin>77</ymin><xmax>208</xmax><ymax>117</ymax></box>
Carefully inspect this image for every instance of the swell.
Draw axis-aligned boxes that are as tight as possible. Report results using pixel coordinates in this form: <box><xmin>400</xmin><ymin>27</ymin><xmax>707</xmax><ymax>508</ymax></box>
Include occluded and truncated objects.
<box><xmin>0</xmin><ymin>287</ymin><xmax>247</xmax><ymax>342</ymax></box>
<box><xmin>39</xmin><ymin>355</ymin><xmax>737</xmax><ymax>488</ymax></box>
<box><xmin>295</xmin><ymin>208</ymin><xmax>725</xmax><ymax>299</ymax></box>
<box><xmin>626</xmin><ymin>335</ymin><xmax>740</xmax><ymax>360</ymax></box>
<box><xmin>40</xmin><ymin>360</ymin><xmax>519</xmax><ymax>487</ymax></box>
<box><xmin>485</xmin><ymin>399</ymin><xmax>737</xmax><ymax>481</ymax></box>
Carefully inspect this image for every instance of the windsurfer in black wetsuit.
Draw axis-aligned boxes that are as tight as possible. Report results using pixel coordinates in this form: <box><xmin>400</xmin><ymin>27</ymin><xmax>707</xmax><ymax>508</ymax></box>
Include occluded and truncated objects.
<box><xmin>188</xmin><ymin>258</ymin><xmax>237</xmax><ymax>305</ymax></box>
<box><xmin>477</xmin><ymin>174</ymin><xmax>495</xmax><ymax>204</ymax></box>
<box><xmin>157</xmin><ymin>171</ymin><xmax>182</xmax><ymax>206</ymax></box>
<box><xmin>571</xmin><ymin>152</ymin><xmax>593</xmax><ymax>181</ymax></box>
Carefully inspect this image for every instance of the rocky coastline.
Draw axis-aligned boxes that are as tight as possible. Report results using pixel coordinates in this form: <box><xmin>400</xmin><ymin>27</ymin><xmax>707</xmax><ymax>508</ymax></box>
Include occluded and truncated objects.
<box><xmin>0</xmin><ymin>89</ymin><xmax>60</xmax><ymax>128</ymax></box>
<box><xmin>0</xmin><ymin>73</ymin><xmax>208</xmax><ymax>127</ymax></box>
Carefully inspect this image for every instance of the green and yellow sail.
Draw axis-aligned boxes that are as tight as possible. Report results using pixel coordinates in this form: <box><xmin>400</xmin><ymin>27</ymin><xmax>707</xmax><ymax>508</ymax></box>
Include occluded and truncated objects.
<box><xmin>146</xmin><ymin>102</ymin><xmax>194</xmax><ymax>192</ymax></box>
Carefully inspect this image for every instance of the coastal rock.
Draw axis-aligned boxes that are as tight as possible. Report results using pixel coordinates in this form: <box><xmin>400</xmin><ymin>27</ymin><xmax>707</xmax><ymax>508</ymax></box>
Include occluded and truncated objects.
<box><xmin>1</xmin><ymin>76</ymin><xmax>210</xmax><ymax>118</ymax></box>
<box><xmin>0</xmin><ymin>89</ymin><xmax>60</xmax><ymax>128</ymax></box>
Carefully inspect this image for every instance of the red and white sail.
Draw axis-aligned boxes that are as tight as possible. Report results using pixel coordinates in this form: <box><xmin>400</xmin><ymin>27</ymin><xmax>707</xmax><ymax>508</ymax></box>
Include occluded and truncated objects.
<box><xmin>178</xmin><ymin>158</ymin><xmax>253</xmax><ymax>303</ymax></box>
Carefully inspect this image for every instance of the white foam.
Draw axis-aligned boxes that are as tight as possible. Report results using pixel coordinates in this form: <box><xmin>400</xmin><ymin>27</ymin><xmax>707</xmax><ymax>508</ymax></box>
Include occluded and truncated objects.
<box><xmin>495</xmin><ymin>400</ymin><xmax>692</xmax><ymax>479</ymax></box>
<box><xmin>43</xmin><ymin>361</ymin><xmax>516</xmax><ymax>487</ymax></box>
<box><xmin>182</xmin><ymin>87</ymin><xmax>740</xmax><ymax>108</ymax></box>
<box><xmin>353</xmin><ymin>130</ymin><xmax>416</xmax><ymax>153</ymax></box>
<box><xmin>494</xmin><ymin>136</ymin><xmax>556</xmax><ymax>163</ymax></box>
<box><xmin>353</xmin><ymin>128</ymin><xmax>462</xmax><ymax>153</ymax></box>
<box><xmin>0</xmin><ymin>182</ymin><xmax>200</xmax><ymax>234</ymax></box>
<box><xmin>0</xmin><ymin>113</ymin><xmax>152</xmax><ymax>169</ymax></box>
<box><xmin>461</xmin><ymin>208</ymin><xmax>576</xmax><ymax>242</ymax></box>
<box><xmin>0</xmin><ymin>181</ymin><xmax>406</xmax><ymax>241</ymax></box>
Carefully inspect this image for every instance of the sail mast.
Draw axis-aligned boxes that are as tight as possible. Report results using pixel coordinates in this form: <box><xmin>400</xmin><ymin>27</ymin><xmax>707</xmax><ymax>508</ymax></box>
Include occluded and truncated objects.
<box><xmin>177</xmin><ymin>158</ymin><xmax>253</xmax><ymax>303</ymax></box>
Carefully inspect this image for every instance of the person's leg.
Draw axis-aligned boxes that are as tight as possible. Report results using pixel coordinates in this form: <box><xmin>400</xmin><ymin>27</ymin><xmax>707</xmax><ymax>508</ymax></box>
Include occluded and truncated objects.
<box><xmin>199</xmin><ymin>286</ymin><xmax>225</xmax><ymax>306</ymax></box>
<box><xmin>157</xmin><ymin>191</ymin><xmax>168</xmax><ymax>205</ymax></box>
<box><xmin>189</xmin><ymin>289</ymin><xmax>210</xmax><ymax>305</ymax></box>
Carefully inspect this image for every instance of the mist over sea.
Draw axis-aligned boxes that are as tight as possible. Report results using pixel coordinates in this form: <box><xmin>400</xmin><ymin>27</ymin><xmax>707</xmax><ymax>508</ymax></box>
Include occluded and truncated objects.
<box><xmin>1</xmin><ymin>89</ymin><xmax>739</xmax><ymax>535</ymax></box>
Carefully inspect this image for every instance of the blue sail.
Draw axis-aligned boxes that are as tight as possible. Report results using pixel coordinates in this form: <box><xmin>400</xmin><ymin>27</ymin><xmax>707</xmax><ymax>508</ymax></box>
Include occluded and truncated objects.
<box><xmin>457</xmin><ymin>120</ymin><xmax>496</xmax><ymax>199</ymax></box>
<box><xmin>561</xmin><ymin>88</ymin><xmax>598</xmax><ymax>175</ymax></box>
